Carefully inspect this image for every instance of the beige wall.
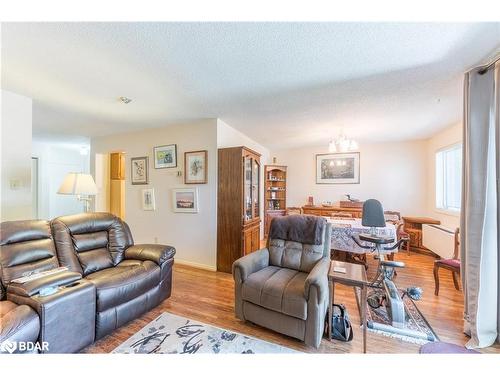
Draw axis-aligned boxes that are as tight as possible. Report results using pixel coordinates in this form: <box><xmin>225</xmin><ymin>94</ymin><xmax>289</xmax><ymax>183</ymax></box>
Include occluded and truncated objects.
<box><xmin>91</xmin><ymin>120</ymin><xmax>218</xmax><ymax>270</ymax></box>
<box><xmin>1</xmin><ymin>90</ymin><xmax>33</xmax><ymax>221</ymax></box>
<box><xmin>272</xmin><ymin>140</ymin><xmax>428</xmax><ymax>217</ymax></box>
<box><xmin>425</xmin><ymin>123</ymin><xmax>462</xmax><ymax>229</ymax></box>
<box><xmin>89</xmin><ymin>117</ymin><xmax>462</xmax><ymax>269</ymax></box>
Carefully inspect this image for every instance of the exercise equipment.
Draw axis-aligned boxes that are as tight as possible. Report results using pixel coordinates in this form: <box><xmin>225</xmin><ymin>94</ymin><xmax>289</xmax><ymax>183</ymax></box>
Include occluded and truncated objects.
<box><xmin>352</xmin><ymin>199</ymin><xmax>429</xmax><ymax>341</ymax></box>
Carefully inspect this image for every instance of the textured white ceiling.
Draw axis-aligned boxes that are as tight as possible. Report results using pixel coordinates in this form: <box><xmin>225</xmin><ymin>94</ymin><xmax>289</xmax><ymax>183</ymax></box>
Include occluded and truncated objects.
<box><xmin>2</xmin><ymin>22</ymin><xmax>499</xmax><ymax>149</ymax></box>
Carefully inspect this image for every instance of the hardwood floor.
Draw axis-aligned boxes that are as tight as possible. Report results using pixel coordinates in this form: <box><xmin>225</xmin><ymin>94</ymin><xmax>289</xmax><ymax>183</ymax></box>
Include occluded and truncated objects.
<box><xmin>83</xmin><ymin>251</ymin><xmax>500</xmax><ymax>354</ymax></box>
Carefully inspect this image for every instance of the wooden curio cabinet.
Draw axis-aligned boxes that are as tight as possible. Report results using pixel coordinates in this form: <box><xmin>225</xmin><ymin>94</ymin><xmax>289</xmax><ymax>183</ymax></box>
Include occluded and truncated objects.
<box><xmin>217</xmin><ymin>147</ymin><xmax>261</xmax><ymax>273</ymax></box>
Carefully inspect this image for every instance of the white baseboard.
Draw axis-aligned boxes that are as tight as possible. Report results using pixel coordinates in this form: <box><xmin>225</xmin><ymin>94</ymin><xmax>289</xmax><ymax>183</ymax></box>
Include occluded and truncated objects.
<box><xmin>174</xmin><ymin>258</ymin><xmax>217</xmax><ymax>272</ymax></box>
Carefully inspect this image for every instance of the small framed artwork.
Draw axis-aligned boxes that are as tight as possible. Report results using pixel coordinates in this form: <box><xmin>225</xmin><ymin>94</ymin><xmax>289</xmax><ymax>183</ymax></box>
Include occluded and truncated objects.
<box><xmin>184</xmin><ymin>150</ymin><xmax>208</xmax><ymax>184</ymax></box>
<box><xmin>141</xmin><ymin>188</ymin><xmax>156</xmax><ymax>211</ymax></box>
<box><xmin>154</xmin><ymin>144</ymin><xmax>177</xmax><ymax>169</ymax></box>
<box><xmin>316</xmin><ymin>152</ymin><xmax>360</xmax><ymax>184</ymax></box>
<box><xmin>172</xmin><ymin>188</ymin><xmax>199</xmax><ymax>213</ymax></box>
<box><xmin>131</xmin><ymin>156</ymin><xmax>148</xmax><ymax>185</ymax></box>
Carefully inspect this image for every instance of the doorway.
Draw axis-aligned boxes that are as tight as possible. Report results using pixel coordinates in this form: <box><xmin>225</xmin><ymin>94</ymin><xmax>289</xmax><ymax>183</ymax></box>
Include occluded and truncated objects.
<box><xmin>94</xmin><ymin>152</ymin><xmax>126</xmax><ymax>219</ymax></box>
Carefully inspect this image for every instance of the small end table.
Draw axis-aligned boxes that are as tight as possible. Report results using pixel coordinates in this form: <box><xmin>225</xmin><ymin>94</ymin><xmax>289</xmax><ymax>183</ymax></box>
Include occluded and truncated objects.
<box><xmin>328</xmin><ymin>260</ymin><xmax>368</xmax><ymax>353</ymax></box>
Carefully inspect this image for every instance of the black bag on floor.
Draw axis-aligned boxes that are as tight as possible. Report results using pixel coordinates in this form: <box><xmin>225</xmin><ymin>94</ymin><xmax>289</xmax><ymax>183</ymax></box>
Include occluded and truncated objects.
<box><xmin>329</xmin><ymin>304</ymin><xmax>353</xmax><ymax>342</ymax></box>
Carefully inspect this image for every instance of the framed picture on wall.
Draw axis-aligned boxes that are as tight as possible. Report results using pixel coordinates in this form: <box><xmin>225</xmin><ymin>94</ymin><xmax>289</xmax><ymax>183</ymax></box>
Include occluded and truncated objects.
<box><xmin>316</xmin><ymin>152</ymin><xmax>360</xmax><ymax>184</ymax></box>
<box><xmin>131</xmin><ymin>156</ymin><xmax>148</xmax><ymax>185</ymax></box>
<box><xmin>141</xmin><ymin>188</ymin><xmax>156</xmax><ymax>211</ymax></box>
<box><xmin>184</xmin><ymin>150</ymin><xmax>207</xmax><ymax>184</ymax></box>
<box><xmin>153</xmin><ymin>144</ymin><xmax>177</xmax><ymax>169</ymax></box>
<box><xmin>172</xmin><ymin>188</ymin><xmax>199</xmax><ymax>213</ymax></box>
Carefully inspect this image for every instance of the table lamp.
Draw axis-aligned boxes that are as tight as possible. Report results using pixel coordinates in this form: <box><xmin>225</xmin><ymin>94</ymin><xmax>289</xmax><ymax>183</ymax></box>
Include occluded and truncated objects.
<box><xmin>57</xmin><ymin>173</ymin><xmax>98</xmax><ymax>212</ymax></box>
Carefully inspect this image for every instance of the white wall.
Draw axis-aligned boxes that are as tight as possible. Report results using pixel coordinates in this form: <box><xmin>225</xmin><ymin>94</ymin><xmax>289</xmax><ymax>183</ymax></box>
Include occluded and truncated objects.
<box><xmin>32</xmin><ymin>139</ymin><xmax>90</xmax><ymax>219</ymax></box>
<box><xmin>217</xmin><ymin>119</ymin><xmax>271</xmax><ymax>237</ymax></box>
<box><xmin>1</xmin><ymin>90</ymin><xmax>33</xmax><ymax>221</ymax></box>
<box><xmin>425</xmin><ymin>123</ymin><xmax>462</xmax><ymax>229</ymax></box>
<box><xmin>272</xmin><ymin>140</ymin><xmax>428</xmax><ymax>217</ymax></box>
<box><xmin>91</xmin><ymin>119</ymin><xmax>218</xmax><ymax>270</ymax></box>
<box><xmin>94</xmin><ymin>153</ymin><xmax>110</xmax><ymax>212</ymax></box>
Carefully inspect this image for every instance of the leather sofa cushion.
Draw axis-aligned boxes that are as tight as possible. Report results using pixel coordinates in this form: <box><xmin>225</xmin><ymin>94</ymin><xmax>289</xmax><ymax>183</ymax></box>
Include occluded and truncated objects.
<box><xmin>241</xmin><ymin>266</ymin><xmax>308</xmax><ymax>320</ymax></box>
<box><xmin>85</xmin><ymin>260</ymin><xmax>160</xmax><ymax>312</ymax></box>
<box><xmin>0</xmin><ymin>220</ymin><xmax>59</xmax><ymax>286</ymax></box>
<box><xmin>0</xmin><ymin>301</ymin><xmax>40</xmax><ymax>350</ymax></box>
<box><xmin>51</xmin><ymin>213</ymin><xmax>134</xmax><ymax>275</ymax></box>
<box><xmin>68</xmin><ymin>227</ymin><xmax>113</xmax><ymax>276</ymax></box>
<box><xmin>0</xmin><ymin>220</ymin><xmax>50</xmax><ymax>245</ymax></box>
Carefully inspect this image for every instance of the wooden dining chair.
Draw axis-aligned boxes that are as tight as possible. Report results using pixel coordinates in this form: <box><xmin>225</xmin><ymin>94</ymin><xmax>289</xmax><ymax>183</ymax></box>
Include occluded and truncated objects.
<box><xmin>396</xmin><ymin>222</ymin><xmax>411</xmax><ymax>255</ymax></box>
<box><xmin>383</xmin><ymin>211</ymin><xmax>411</xmax><ymax>255</ymax></box>
<box><xmin>331</xmin><ymin>212</ymin><xmax>353</xmax><ymax>219</ymax></box>
<box><xmin>285</xmin><ymin>207</ymin><xmax>302</xmax><ymax>215</ymax></box>
<box><xmin>433</xmin><ymin>228</ymin><xmax>461</xmax><ymax>296</ymax></box>
<box><xmin>383</xmin><ymin>210</ymin><xmax>401</xmax><ymax>223</ymax></box>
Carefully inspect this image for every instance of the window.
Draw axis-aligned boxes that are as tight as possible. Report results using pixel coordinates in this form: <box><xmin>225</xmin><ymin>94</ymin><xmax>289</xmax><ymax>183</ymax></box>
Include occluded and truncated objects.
<box><xmin>436</xmin><ymin>143</ymin><xmax>462</xmax><ymax>212</ymax></box>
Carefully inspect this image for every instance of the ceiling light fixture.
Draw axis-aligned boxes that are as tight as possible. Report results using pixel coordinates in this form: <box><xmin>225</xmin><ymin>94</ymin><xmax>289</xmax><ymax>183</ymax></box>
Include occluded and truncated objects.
<box><xmin>328</xmin><ymin>131</ymin><xmax>358</xmax><ymax>153</ymax></box>
<box><xmin>119</xmin><ymin>96</ymin><xmax>132</xmax><ymax>104</ymax></box>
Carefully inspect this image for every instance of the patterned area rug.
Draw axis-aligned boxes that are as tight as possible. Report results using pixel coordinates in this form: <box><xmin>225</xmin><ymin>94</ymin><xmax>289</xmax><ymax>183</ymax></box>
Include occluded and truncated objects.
<box><xmin>113</xmin><ymin>312</ymin><xmax>298</xmax><ymax>354</ymax></box>
<box><xmin>355</xmin><ymin>287</ymin><xmax>439</xmax><ymax>345</ymax></box>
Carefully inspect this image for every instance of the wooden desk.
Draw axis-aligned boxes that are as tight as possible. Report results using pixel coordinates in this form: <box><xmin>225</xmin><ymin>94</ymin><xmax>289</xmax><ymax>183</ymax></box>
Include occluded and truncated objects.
<box><xmin>302</xmin><ymin>205</ymin><xmax>362</xmax><ymax>218</ymax></box>
<box><xmin>328</xmin><ymin>260</ymin><xmax>368</xmax><ymax>353</ymax></box>
<box><xmin>402</xmin><ymin>216</ymin><xmax>441</xmax><ymax>256</ymax></box>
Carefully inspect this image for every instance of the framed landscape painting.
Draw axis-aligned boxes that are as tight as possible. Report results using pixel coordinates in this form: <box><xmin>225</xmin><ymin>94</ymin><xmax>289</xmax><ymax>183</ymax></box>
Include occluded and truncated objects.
<box><xmin>184</xmin><ymin>150</ymin><xmax>207</xmax><ymax>184</ymax></box>
<box><xmin>316</xmin><ymin>152</ymin><xmax>360</xmax><ymax>184</ymax></box>
<box><xmin>154</xmin><ymin>144</ymin><xmax>177</xmax><ymax>169</ymax></box>
<box><xmin>131</xmin><ymin>156</ymin><xmax>148</xmax><ymax>185</ymax></box>
<box><xmin>172</xmin><ymin>188</ymin><xmax>199</xmax><ymax>213</ymax></box>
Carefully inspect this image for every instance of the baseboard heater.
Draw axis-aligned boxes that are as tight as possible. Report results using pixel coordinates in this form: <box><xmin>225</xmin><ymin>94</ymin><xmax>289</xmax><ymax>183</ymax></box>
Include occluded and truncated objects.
<box><xmin>422</xmin><ymin>224</ymin><xmax>456</xmax><ymax>259</ymax></box>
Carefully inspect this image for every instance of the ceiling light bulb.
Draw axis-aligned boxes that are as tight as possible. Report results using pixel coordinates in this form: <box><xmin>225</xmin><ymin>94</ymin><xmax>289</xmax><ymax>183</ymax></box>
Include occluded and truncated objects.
<box><xmin>119</xmin><ymin>96</ymin><xmax>132</xmax><ymax>104</ymax></box>
<box><xmin>328</xmin><ymin>141</ymin><xmax>337</xmax><ymax>153</ymax></box>
<box><xmin>340</xmin><ymin>139</ymin><xmax>350</xmax><ymax>152</ymax></box>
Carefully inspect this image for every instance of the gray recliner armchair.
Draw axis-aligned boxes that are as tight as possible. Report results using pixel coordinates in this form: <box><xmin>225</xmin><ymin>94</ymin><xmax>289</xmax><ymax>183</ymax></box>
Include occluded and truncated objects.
<box><xmin>233</xmin><ymin>216</ymin><xmax>332</xmax><ymax>348</ymax></box>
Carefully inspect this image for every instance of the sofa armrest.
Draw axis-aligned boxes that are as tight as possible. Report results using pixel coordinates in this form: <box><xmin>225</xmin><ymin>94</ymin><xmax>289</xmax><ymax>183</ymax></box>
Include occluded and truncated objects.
<box><xmin>232</xmin><ymin>248</ymin><xmax>270</xmax><ymax>283</ymax></box>
<box><xmin>304</xmin><ymin>257</ymin><xmax>330</xmax><ymax>302</ymax></box>
<box><xmin>125</xmin><ymin>244</ymin><xmax>176</xmax><ymax>265</ymax></box>
<box><xmin>7</xmin><ymin>271</ymin><xmax>82</xmax><ymax>297</ymax></box>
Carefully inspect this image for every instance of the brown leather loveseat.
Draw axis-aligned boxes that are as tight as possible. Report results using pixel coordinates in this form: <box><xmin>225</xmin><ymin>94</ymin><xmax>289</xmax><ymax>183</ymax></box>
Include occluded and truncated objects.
<box><xmin>0</xmin><ymin>212</ymin><xmax>175</xmax><ymax>353</ymax></box>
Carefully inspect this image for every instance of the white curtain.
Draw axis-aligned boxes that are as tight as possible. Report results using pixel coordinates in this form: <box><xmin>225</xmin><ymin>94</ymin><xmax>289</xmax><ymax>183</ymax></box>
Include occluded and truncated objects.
<box><xmin>461</xmin><ymin>61</ymin><xmax>499</xmax><ymax>348</ymax></box>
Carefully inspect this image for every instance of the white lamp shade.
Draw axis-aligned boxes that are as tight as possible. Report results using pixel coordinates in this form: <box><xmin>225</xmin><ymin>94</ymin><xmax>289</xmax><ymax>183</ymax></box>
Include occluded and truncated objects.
<box><xmin>57</xmin><ymin>173</ymin><xmax>98</xmax><ymax>196</ymax></box>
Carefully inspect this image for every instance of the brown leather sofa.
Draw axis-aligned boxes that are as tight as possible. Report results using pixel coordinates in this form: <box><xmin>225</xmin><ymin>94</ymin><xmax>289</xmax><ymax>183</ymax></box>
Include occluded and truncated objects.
<box><xmin>51</xmin><ymin>212</ymin><xmax>175</xmax><ymax>339</ymax></box>
<box><xmin>0</xmin><ymin>213</ymin><xmax>175</xmax><ymax>353</ymax></box>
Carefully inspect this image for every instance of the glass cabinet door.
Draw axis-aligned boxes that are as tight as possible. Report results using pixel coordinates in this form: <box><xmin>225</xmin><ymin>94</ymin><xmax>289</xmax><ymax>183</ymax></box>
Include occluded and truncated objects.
<box><xmin>244</xmin><ymin>156</ymin><xmax>252</xmax><ymax>221</ymax></box>
<box><xmin>252</xmin><ymin>158</ymin><xmax>260</xmax><ymax>219</ymax></box>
